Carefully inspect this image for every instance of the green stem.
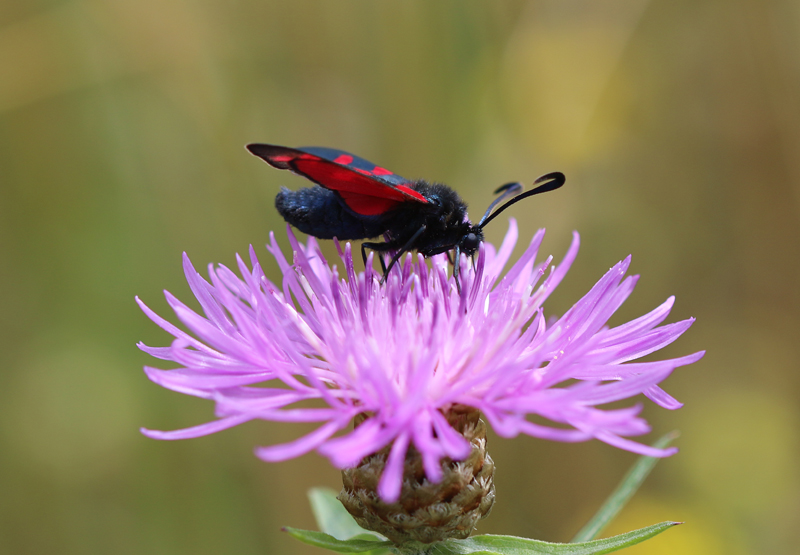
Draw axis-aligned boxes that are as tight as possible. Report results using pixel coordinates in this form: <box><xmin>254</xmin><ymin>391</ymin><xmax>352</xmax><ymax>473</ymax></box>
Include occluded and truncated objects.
<box><xmin>570</xmin><ymin>431</ymin><xmax>679</xmax><ymax>543</ymax></box>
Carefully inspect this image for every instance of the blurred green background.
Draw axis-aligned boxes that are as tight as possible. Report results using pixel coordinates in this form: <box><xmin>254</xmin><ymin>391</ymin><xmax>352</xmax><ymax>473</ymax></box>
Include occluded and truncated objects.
<box><xmin>2</xmin><ymin>1</ymin><xmax>799</xmax><ymax>553</ymax></box>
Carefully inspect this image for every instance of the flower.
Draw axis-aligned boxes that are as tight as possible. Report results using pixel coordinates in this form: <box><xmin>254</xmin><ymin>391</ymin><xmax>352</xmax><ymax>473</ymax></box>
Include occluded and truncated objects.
<box><xmin>138</xmin><ymin>221</ymin><xmax>703</xmax><ymax>504</ymax></box>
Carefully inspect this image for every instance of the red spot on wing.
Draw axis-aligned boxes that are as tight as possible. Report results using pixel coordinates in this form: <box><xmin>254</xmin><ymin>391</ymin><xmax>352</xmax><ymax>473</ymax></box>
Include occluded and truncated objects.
<box><xmin>354</xmin><ymin>168</ymin><xmax>372</xmax><ymax>175</ymax></box>
<box><xmin>372</xmin><ymin>166</ymin><xmax>392</xmax><ymax>176</ymax></box>
<box><xmin>333</xmin><ymin>154</ymin><xmax>353</xmax><ymax>165</ymax></box>
<box><xmin>269</xmin><ymin>155</ymin><xmax>293</xmax><ymax>162</ymax></box>
<box><xmin>337</xmin><ymin>193</ymin><xmax>398</xmax><ymax>215</ymax></box>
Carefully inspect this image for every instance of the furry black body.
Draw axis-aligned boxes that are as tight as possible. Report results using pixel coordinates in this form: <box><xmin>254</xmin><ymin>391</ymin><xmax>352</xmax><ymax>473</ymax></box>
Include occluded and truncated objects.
<box><xmin>275</xmin><ymin>179</ymin><xmax>481</xmax><ymax>258</ymax></box>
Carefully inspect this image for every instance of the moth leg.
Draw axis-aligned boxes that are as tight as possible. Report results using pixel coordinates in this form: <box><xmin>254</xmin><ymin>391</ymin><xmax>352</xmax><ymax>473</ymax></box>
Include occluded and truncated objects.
<box><xmin>362</xmin><ymin>242</ymin><xmax>392</xmax><ymax>274</ymax></box>
<box><xmin>422</xmin><ymin>244</ymin><xmax>453</xmax><ymax>257</ymax></box>
<box><xmin>420</xmin><ymin>244</ymin><xmax>464</xmax><ymax>293</ymax></box>
<box><xmin>452</xmin><ymin>245</ymin><xmax>463</xmax><ymax>294</ymax></box>
<box><xmin>381</xmin><ymin>225</ymin><xmax>427</xmax><ymax>284</ymax></box>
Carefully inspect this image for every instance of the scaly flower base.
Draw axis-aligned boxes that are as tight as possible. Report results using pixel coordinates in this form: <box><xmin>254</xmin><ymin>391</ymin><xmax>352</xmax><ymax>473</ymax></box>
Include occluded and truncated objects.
<box><xmin>338</xmin><ymin>407</ymin><xmax>495</xmax><ymax>544</ymax></box>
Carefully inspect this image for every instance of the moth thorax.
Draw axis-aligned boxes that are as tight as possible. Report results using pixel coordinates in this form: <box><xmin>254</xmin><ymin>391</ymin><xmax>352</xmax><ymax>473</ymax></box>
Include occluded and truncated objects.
<box><xmin>337</xmin><ymin>407</ymin><xmax>495</xmax><ymax>545</ymax></box>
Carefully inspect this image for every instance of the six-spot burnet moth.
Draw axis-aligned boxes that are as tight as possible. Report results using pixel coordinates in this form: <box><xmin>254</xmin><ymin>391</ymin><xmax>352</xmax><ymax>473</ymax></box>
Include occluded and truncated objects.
<box><xmin>246</xmin><ymin>143</ymin><xmax>564</xmax><ymax>290</ymax></box>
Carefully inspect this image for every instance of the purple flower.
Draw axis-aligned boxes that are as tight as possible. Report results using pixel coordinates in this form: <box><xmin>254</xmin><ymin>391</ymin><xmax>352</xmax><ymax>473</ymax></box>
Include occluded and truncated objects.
<box><xmin>138</xmin><ymin>221</ymin><xmax>703</xmax><ymax>502</ymax></box>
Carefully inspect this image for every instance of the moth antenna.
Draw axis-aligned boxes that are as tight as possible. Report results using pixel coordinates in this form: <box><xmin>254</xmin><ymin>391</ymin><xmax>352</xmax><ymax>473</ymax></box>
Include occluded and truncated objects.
<box><xmin>478</xmin><ymin>172</ymin><xmax>565</xmax><ymax>231</ymax></box>
<box><xmin>477</xmin><ymin>182</ymin><xmax>524</xmax><ymax>227</ymax></box>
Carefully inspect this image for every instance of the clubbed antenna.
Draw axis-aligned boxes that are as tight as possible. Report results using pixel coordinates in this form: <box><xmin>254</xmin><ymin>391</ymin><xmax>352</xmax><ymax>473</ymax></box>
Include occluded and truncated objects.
<box><xmin>477</xmin><ymin>182</ymin><xmax>524</xmax><ymax>227</ymax></box>
<box><xmin>478</xmin><ymin>172</ymin><xmax>565</xmax><ymax>231</ymax></box>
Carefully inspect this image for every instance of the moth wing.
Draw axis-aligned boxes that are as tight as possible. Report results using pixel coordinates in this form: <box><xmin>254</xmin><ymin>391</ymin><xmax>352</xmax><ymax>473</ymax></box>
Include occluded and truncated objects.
<box><xmin>246</xmin><ymin>143</ymin><xmax>428</xmax><ymax>216</ymax></box>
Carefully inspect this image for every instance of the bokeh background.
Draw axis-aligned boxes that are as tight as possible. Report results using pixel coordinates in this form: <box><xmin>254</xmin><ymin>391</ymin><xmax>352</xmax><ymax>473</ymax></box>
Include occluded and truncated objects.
<box><xmin>2</xmin><ymin>1</ymin><xmax>799</xmax><ymax>553</ymax></box>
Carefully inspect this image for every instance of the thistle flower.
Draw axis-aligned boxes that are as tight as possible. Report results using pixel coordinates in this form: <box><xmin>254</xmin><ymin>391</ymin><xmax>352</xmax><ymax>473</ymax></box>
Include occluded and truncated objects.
<box><xmin>138</xmin><ymin>221</ymin><xmax>702</xmax><ymax>542</ymax></box>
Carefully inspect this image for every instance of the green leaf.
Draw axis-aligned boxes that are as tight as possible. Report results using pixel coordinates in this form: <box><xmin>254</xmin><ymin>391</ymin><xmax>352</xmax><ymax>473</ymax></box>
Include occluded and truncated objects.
<box><xmin>283</xmin><ymin>527</ymin><xmax>394</xmax><ymax>554</ymax></box>
<box><xmin>308</xmin><ymin>487</ymin><xmax>380</xmax><ymax>541</ymax></box>
<box><xmin>425</xmin><ymin>522</ymin><xmax>679</xmax><ymax>555</ymax></box>
<box><xmin>286</xmin><ymin>522</ymin><xmax>679</xmax><ymax>555</ymax></box>
<box><xmin>571</xmin><ymin>431</ymin><xmax>679</xmax><ymax>543</ymax></box>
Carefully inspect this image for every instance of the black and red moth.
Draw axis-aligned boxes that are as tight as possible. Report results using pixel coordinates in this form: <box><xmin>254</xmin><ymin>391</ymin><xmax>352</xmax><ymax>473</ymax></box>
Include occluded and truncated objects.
<box><xmin>246</xmin><ymin>143</ymin><xmax>564</xmax><ymax>286</ymax></box>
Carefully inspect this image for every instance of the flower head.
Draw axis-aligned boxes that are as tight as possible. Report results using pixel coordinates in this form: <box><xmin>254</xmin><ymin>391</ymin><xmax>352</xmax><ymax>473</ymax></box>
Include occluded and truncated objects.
<box><xmin>138</xmin><ymin>221</ymin><xmax>703</xmax><ymax>503</ymax></box>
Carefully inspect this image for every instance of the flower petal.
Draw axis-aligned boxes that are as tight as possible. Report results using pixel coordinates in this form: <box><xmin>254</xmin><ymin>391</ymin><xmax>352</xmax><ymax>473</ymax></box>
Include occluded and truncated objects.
<box><xmin>139</xmin><ymin>225</ymin><xmax>702</xmax><ymax>501</ymax></box>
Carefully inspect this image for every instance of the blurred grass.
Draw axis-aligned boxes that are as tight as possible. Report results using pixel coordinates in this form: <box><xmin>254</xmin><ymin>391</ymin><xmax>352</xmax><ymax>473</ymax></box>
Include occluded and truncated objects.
<box><xmin>2</xmin><ymin>1</ymin><xmax>799</xmax><ymax>554</ymax></box>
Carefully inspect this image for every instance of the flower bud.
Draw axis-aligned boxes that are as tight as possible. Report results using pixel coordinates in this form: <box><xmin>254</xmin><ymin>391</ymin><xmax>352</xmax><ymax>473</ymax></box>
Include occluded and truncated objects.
<box><xmin>337</xmin><ymin>407</ymin><xmax>495</xmax><ymax>544</ymax></box>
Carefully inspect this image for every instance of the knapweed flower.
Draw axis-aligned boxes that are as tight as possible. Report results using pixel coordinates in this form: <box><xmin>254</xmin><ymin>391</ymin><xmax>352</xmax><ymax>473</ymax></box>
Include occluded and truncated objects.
<box><xmin>138</xmin><ymin>221</ymin><xmax>703</xmax><ymax>543</ymax></box>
